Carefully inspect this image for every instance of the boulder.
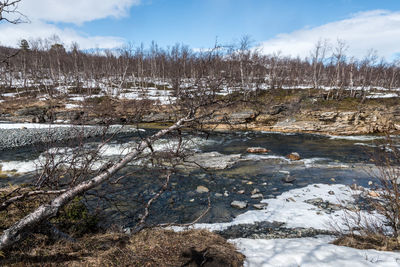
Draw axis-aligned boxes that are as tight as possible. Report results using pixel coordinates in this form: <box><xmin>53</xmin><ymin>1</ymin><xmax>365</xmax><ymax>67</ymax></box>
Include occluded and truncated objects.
<box><xmin>286</xmin><ymin>152</ymin><xmax>301</xmax><ymax>161</ymax></box>
<box><xmin>184</xmin><ymin>152</ymin><xmax>241</xmax><ymax>170</ymax></box>
<box><xmin>231</xmin><ymin>201</ymin><xmax>247</xmax><ymax>209</ymax></box>
<box><xmin>227</xmin><ymin>110</ymin><xmax>256</xmax><ymax>124</ymax></box>
<box><xmin>282</xmin><ymin>175</ymin><xmax>296</xmax><ymax>183</ymax></box>
<box><xmin>368</xmin><ymin>191</ymin><xmax>380</xmax><ymax>198</ymax></box>
<box><xmin>246</xmin><ymin>147</ymin><xmax>270</xmax><ymax>153</ymax></box>
<box><xmin>196</xmin><ymin>185</ymin><xmax>209</xmax><ymax>193</ymax></box>
<box><xmin>251</xmin><ymin>188</ymin><xmax>260</xmax><ymax>194</ymax></box>
<box><xmin>251</xmin><ymin>193</ymin><xmax>263</xmax><ymax>199</ymax></box>
<box><xmin>268</xmin><ymin>105</ymin><xmax>288</xmax><ymax>115</ymax></box>
<box><xmin>305</xmin><ymin>198</ymin><xmax>323</xmax><ymax>205</ymax></box>
<box><xmin>141</xmin><ymin>113</ymin><xmax>171</xmax><ymax>122</ymax></box>
<box><xmin>15</xmin><ymin>106</ymin><xmax>46</xmax><ymax>116</ymax></box>
<box><xmin>318</xmin><ymin>112</ymin><xmax>338</xmax><ymax>122</ymax></box>
<box><xmin>253</xmin><ymin>203</ymin><xmax>268</xmax><ymax>210</ymax></box>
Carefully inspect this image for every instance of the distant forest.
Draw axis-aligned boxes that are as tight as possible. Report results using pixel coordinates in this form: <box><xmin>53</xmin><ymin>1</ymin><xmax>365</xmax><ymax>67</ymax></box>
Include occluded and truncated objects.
<box><xmin>1</xmin><ymin>36</ymin><xmax>399</xmax><ymax>99</ymax></box>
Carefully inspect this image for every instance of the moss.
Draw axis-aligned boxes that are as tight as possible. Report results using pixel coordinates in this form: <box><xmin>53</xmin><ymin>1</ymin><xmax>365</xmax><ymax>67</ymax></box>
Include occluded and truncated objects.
<box><xmin>52</xmin><ymin>197</ymin><xmax>99</xmax><ymax>237</ymax></box>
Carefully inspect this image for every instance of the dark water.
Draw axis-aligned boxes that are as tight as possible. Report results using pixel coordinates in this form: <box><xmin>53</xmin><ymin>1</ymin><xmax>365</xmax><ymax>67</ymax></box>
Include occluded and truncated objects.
<box><xmin>0</xmin><ymin>129</ymin><xmax>393</xmax><ymax>228</ymax></box>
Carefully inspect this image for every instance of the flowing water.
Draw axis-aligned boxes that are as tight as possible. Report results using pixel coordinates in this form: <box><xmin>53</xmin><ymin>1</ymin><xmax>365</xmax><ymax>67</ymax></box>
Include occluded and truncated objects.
<box><xmin>0</xmin><ymin>128</ymin><xmax>395</xmax><ymax>228</ymax></box>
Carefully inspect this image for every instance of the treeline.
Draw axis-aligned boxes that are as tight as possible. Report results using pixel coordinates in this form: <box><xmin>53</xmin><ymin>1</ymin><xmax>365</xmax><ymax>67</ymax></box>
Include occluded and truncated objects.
<box><xmin>0</xmin><ymin>36</ymin><xmax>399</xmax><ymax>98</ymax></box>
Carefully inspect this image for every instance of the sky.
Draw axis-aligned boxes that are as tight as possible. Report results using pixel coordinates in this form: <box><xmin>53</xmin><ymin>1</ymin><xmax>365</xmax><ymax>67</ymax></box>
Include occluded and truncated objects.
<box><xmin>1</xmin><ymin>0</ymin><xmax>400</xmax><ymax>60</ymax></box>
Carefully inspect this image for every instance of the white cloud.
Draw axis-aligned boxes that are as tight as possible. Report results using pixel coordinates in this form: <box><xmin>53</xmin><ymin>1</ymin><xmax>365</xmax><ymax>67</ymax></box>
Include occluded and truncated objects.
<box><xmin>258</xmin><ymin>10</ymin><xmax>400</xmax><ymax>60</ymax></box>
<box><xmin>0</xmin><ymin>20</ymin><xmax>124</xmax><ymax>49</ymax></box>
<box><xmin>19</xmin><ymin>0</ymin><xmax>141</xmax><ymax>24</ymax></box>
<box><xmin>0</xmin><ymin>0</ymin><xmax>141</xmax><ymax>49</ymax></box>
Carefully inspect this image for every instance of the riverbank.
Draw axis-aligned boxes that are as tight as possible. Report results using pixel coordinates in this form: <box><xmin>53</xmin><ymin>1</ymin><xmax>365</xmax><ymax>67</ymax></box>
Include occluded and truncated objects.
<box><xmin>0</xmin><ymin>123</ymin><xmax>142</xmax><ymax>151</ymax></box>
<box><xmin>1</xmin><ymin>89</ymin><xmax>400</xmax><ymax>136</ymax></box>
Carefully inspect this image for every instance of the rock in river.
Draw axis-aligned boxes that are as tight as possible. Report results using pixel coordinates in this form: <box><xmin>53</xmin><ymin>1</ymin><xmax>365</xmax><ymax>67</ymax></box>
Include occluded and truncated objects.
<box><xmin>253</xmin><ymin>203</ymin><xmax>268</xmax><ymax>210</ymax></box>
<box><xmin>231</xmin><ymin>201</ymin><xmax>248</xmax><ymax>209</ymax></box>
<box><xmin>251</xmin><ymin>193</ymin><xmax>263</xmax><ymax>199</ymax></box>
<box><xmin>184</xmin><ymin>152</ymin><xmax>241</xmax><ymax>170</ymax></box>
<box><xmin>286</xmin><ymin>152</ymin><xmax>301</xmax><ymax>161</ymax></box>
<box><xmin>246</xmin><ymin>147</ymin><xmax>270</xmax><ymax>153</ymax></box>
<box><xmin>196</xmin><ymin>185</ymin><xmax>209</xmax><ymax>193</ymax></box>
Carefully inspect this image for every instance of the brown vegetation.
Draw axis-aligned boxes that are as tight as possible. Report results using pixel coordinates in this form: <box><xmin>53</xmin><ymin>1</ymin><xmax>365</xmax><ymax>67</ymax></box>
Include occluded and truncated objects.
<box><xmin>2</xmin><ymin>229</ymin><xmax>244</xmax><ymax>266</ymax></box>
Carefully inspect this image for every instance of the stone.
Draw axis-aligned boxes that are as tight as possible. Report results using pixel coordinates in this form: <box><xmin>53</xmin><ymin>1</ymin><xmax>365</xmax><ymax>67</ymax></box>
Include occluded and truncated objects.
<box><xmin>251</xmin><ymin>188</ymin><xmax>260</xmax><ymax>194</ymax></box>
<box><xmin>246</xmin><ymin>181</ymin><xmax>254</xmax><ymax>185</ymax></box>
<box><xmin>246</xmin><ymin>147</ymin><xmax>270</xmax><ymax>153</ymax></box>
<box><xmin>215</xmin><ymin>193</ymin><xmax>223</xmax><ymax>197</ymax></box>
<box><xmin>368</xmin><ymin>191</ymin><xmax>380</xmax><ymax>197</ymax></box>
<box><xmin>224</xmin><ymin>191</ymin><xmax>229</xmax><ymax>197</ymax></box>
<box><xmin>328</xmin><ymin>190</ymin><xmax>335</xmax><ymax>195</ymax></box>
<box><xmin>368</xmin><ymin>181</ymin><xmax>373</xmax><ymax>186</ymax></box>
<box><xmin>237</xmin><ymin>190</ymin><xmax>245</xmax><ymax>194</ymax></box>
<box><xmin>268</xmin><ymin>105</ymin><xmax>288</xmax><ymax>115</ymax></box>
<box><xmin>253</xmin><ymin>203</ymin><xmax>268</xmax><ymax>210</ymax></box>
<box><xmin>227</xmin><ymin>110</ymin><xmax>256</xmax><ymax>124</ymax></box>
<box><xmin>251</xmin><ymin>193</ymin><xmax>263</xmax><ymax>199</ymax></box>
<box><xmin>318</xmin><ymin>112</ymin><xmax>338</xmax><ymax>122</ymax></box>
<box><xmin>286</xmin><ymin>197</ymin><xmax>296</xmax><ymax>202</ymax></box>
<box><xmin>282</xmin><ymin>175</ymin><xmax>296</xmax><ymax>183</ymax></box>
<box><xmin>350</xmin><ymin>184</ymin><xmax>364</xmax><ymax>191</ymax></box>
<box><xmin>231</xmin><ymin>201</ymin><xmax>248</xmax><ymax>209</ymax></box>
<box><xmin>196</xmin><ymin>185</ymin><xmax>209</xmax><ymax>193</ymax></box>
<box><xmin>305</xmin><ymin>198</ymin><xmax>323</xmax><ymax>205</ymax></box>
<box><xmin>286</xmin><ymin>152</ymin><xmax>301</xmax><ymax>161</ymax></box>
<box><xmin>185</xmin><ymin>152</ymin><xmax>241</xmax><ymax>170</ymax></box>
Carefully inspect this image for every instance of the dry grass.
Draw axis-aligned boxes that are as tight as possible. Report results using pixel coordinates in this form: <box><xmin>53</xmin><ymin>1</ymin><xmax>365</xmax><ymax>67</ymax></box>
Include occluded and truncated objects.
<box><xmin>2</xmin><ymin>229</ymin><xmax>244</xmax><ymax>267</ymax></box>
<box><xmin>333</xmin><ymin>234</ymin><xmax>400</xmax><ymax>251</ymax></box>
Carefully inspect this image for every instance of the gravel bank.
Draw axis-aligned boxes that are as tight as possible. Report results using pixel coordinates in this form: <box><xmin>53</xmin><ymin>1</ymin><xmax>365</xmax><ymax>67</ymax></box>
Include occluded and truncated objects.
<box><xmin>0</xmin><ymin>125</ymin><xmax>138</xmax><ymax>150</ymax></box>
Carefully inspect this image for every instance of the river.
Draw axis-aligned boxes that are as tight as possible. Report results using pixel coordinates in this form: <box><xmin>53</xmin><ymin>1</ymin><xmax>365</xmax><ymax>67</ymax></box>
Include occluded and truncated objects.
<box><xmin>0</xmin><ymin>127</ymin><xmax>395</xmax><ymax>229</ymax></box>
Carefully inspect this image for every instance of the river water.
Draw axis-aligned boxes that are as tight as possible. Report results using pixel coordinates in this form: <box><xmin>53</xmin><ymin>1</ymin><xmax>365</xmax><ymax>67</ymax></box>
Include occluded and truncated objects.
<box><xmin>0</xmin><ymin>128</ymin><xmax>395</xmax><ymax>229</ymax></box>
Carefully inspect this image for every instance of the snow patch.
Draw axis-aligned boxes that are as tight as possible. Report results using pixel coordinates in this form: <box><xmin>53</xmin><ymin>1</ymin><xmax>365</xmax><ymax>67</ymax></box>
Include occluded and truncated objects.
<box><xmin>174</xmin><ymin>184</ymin><xmax>382</xmax><ymax>232</ymax></box>
<box><xmin>232</xmin><ymin>236</ymin><xmax>400</xmax><ymax>267</ymax></box>
<box><xmin>328</xmin><ymin>135</ymin><xmax>384</xmax><ymax>141</ymax></box>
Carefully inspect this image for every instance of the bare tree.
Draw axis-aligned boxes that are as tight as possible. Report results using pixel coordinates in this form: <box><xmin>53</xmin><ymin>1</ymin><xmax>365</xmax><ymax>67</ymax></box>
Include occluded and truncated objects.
<box><xmin>310</xmin><ymin>39</ymin><xmax>329</xmax><ymax>92</ymax></box>
<box><xmin>0</xmin><ymin>0</ymin><xmax>27</xmax><ymax>24</ymax></box>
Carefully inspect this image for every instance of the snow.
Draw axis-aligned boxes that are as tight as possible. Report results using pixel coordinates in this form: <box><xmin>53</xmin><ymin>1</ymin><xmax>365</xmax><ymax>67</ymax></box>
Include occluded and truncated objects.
<box><xmin>0</xmin><ymin>136</ymin><xmax>212</xmax><ymax>174</ymax></box>
<box><xmin>241</xmin><ymin>154</ymin><xmax>342</xmax><ymax>169</ymax></box>
<box><xmin>0</xmin><ymin>160</ymin><xmax>38</xmax><ymax>173</ymax></box>
<box><xmin>232</xmin><ymin>236</ymin><xmax>400</xmax><ymax>267</ymax></box>
<box><xmin>170</xmin><ymin>183</ymin><xmax>396</xmax><ymax>266</ymax></box>
<box><xmin>173</xmin><ymin>183</ymin><xmax>382</xmax><ymax>232</ymax></box>
<box><xmin>65</xmin><ymin>103</ymin><xmax>81</xmax><ymax>109</ymax></box>
<box><xmin>118</xmin><ymin>88</ymin><xmax>177</xmax><ymax>105</ymax></box>
<box><xmin>328</xmin><ymin>135</ymin><xmax>384</xmax><ymax>141</ymax></box>
<box><xmin>366</xmin><ymin>93</ymin><xmax>398</xmax><ymax>99</ymax></box>
<box><xmin>0</xmin><ymin>122</ymin><xmax>74</xmax><ymax>129</ymax></box>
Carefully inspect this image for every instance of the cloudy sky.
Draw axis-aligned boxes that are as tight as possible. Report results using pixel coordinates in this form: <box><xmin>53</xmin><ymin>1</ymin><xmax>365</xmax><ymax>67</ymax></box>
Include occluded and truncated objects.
<box><xmin>0</xmin><ymin>0</ymin><xmax>399</xmax><ymax>59</ymax></box>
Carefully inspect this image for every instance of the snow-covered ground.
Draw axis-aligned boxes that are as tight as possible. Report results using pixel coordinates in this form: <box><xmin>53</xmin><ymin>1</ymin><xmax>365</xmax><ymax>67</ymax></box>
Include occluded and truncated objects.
<box><xmin>176</xmin><ymin>183</ymin><xmax>380</xmax><ymax>232</ymax></box>
<box><xmin>2</xmin><ymin>76</ymin><xmax>400</xmax><ymax>102</ymax></box>
<box><xmin>171</xmin><ymin>183</ymin><xmax>396</xmax><ymax>267</ymax></box>
<box><xmin>233</xmin><ymin>236</ymin><xmax>400</xmax><ymax>267</ymax></box>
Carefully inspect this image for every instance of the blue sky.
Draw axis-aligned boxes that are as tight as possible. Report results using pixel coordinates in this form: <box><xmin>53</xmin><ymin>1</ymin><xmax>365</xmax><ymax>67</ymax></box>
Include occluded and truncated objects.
<box><xmin>1</xmin><ymin>0</ymin><xmax>400</xmax><ymax>59</ymax></box>
<box><xmin>77</xmin><ymin>0</ymin><xmax>400</xmax><ymax>49</ymax></box>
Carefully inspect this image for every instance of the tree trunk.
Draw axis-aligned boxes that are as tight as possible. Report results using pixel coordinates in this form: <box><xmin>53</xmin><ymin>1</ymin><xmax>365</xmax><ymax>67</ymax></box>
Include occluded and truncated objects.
<box><xmin>0</xmin><ymin>116</ymin><xmax>189</xmax><ymax>251</ymax></box>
